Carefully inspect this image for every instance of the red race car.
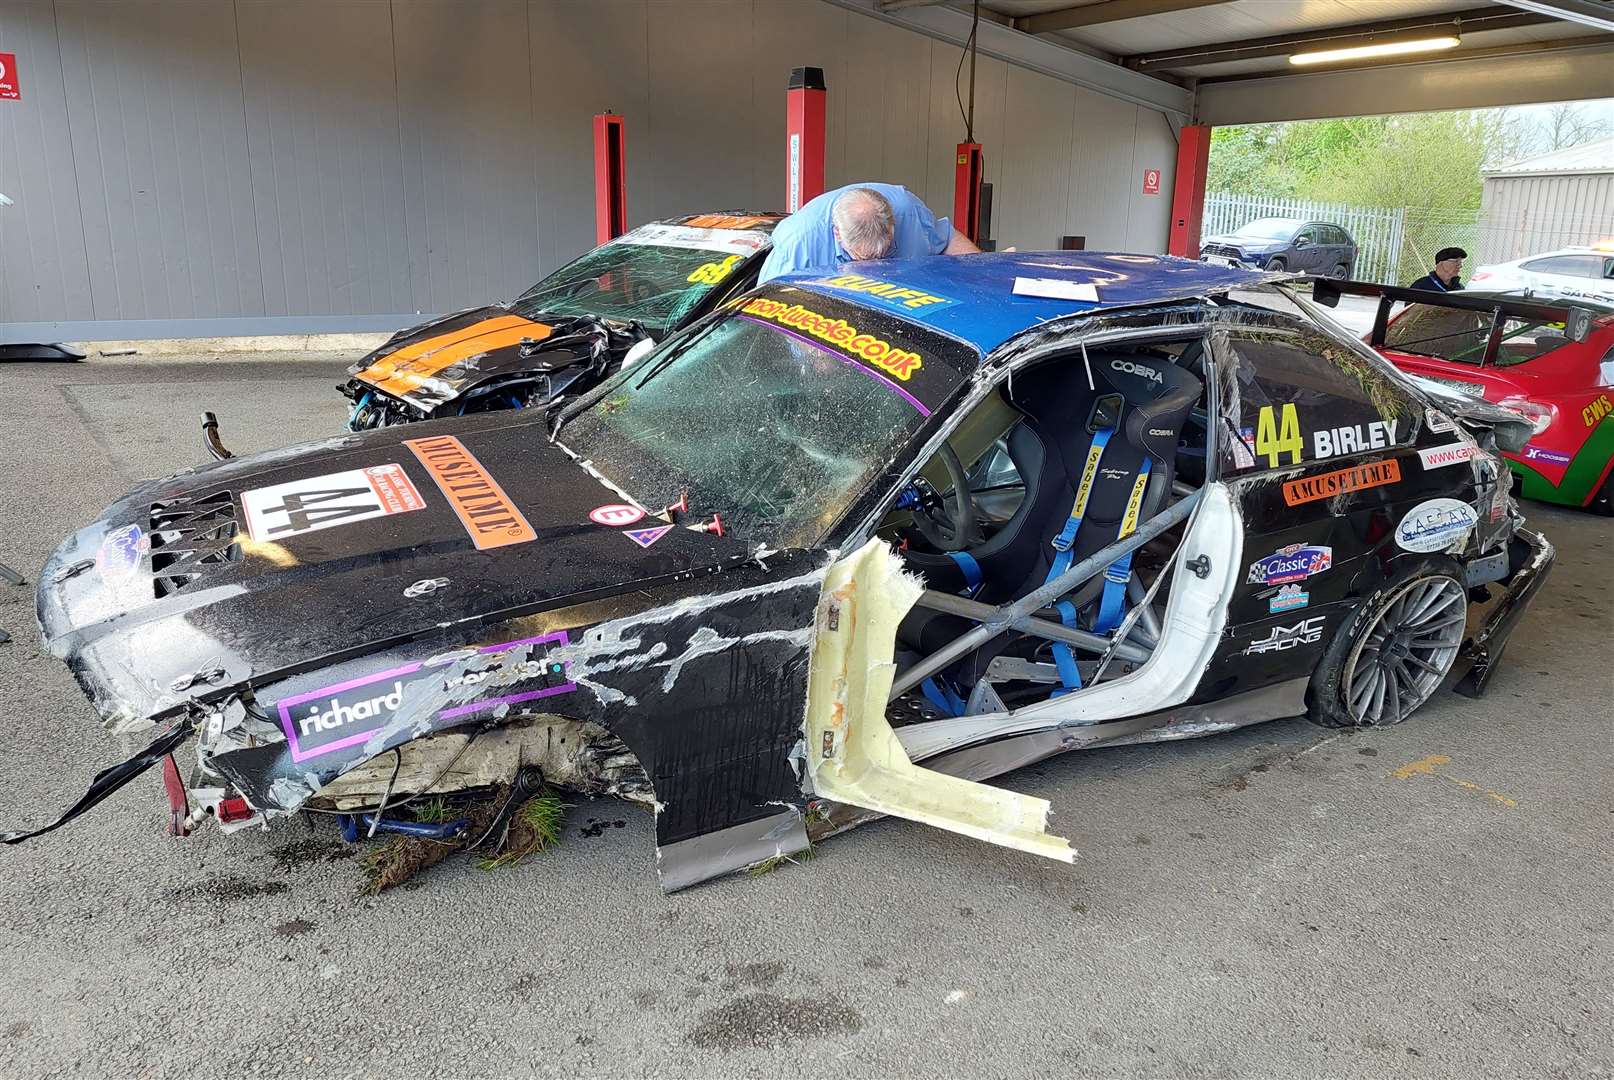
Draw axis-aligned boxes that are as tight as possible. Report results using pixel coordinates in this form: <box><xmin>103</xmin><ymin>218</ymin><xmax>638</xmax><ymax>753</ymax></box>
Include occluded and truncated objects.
<box><xmin>1314</xmin><ymin>280</ymin><xmax>1614</xmax><ymax>515</ymax></box>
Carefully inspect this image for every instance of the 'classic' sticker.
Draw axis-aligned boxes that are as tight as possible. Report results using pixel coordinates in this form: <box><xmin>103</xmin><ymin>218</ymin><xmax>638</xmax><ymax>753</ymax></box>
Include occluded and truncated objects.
<box><xmin>1247</xmin><ymin>543</ymin><xmax>1332</xmax><ymax>585</ymax></box>
<box><xmin>1417</xmin><ymin>442</ymin><xmax>1481</xmax><ymax>470</ymax></box>
<box><xmin>1394</xmin><ymin>498</ymin><xmax>1478</xmax><ymax>553</ymax></box>
<box><xmin>1281</xmin><ymin>460</ymin><xmax>1401</xmax><ymax>506</ymax></box>
<box><xmin>404</xmin><ymin>435</ymin><xmax>536</xmax><ymax>550</ymax></box>
<box><xmin>241</xmin><ymin>464</ymin><xmax>426</xmax><ymax>542</ymax></box>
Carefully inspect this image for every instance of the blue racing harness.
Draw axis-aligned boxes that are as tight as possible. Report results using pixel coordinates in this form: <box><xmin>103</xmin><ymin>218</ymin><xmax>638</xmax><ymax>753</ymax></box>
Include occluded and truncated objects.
<box><xmin>1042</xmin><ymin>427</ymin><xmax>1151</xmax><ymax>693</ymax></box>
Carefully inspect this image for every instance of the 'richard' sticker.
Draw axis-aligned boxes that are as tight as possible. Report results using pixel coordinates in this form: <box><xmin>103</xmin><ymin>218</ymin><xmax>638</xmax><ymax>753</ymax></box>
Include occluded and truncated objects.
<box><xmin>241</xmin><ymin>464</ymin><xmax>426</xmax><ymax>542</ymax></box>
<box><xmin>274</xmin><ymin>631</ymin><xmax>576</xmax><ymax>763</ymax></box>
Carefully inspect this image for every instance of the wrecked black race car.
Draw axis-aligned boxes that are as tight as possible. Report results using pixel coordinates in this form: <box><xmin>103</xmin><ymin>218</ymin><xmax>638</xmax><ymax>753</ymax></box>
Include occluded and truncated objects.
<box><xmin>338</xmin><ymin>212</ymin><xmax>782</xmax><ymax>431</ymax></box>
<box><xmin>12</xmin><ymin>252</ymin><xmax>1554</xmax><ymax>892</ymax></box>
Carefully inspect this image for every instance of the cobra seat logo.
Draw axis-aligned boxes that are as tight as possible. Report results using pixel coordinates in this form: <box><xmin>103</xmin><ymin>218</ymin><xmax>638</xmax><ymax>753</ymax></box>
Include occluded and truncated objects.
<box><xmin>1110</xmin><ymin>359</ymin><xmax>1163</xmax><ymax>384</ymax></box>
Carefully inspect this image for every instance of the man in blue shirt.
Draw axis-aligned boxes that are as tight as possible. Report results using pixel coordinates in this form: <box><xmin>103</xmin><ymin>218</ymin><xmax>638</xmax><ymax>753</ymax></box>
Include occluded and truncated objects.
<box><xmin>758</xmin><ymin>183</ymin><xmax>979</xmax><ymax>283</ymax></box>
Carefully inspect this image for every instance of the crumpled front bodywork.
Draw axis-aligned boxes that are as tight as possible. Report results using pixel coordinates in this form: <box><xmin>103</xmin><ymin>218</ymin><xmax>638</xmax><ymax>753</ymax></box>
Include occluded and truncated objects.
<box><xmin>344</xmin><ymin>307</ymin><xmax>617</xmax><ymax>421</ymax></box>
<box><xmin>200</xmin><ymin>553</ymin><xmax>833</xmax><ymax>890</ymax></box>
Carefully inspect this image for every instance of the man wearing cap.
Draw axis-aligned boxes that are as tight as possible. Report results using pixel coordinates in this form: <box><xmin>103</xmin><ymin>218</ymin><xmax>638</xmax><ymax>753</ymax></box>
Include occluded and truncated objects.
<box><xmin>758</xmin><ymin>183</ymin><xmax>980</xmax><ymax>284</ymax></box>
<box><xmin>1409</xmin><ymin>247</ymin><xmax>1467</xmax><ymax>292</ymax></box>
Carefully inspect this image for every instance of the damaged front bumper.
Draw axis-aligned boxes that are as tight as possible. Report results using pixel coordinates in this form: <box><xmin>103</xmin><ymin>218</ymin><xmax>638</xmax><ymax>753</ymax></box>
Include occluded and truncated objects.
<box><xmin>1455</xmin><ymin>526</ymin><xmax>1554</xmax><ymax>698</ymax></box>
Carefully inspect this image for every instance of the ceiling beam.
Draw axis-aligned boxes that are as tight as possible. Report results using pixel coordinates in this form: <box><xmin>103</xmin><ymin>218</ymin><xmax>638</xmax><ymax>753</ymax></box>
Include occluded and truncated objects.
<box><xmin>820</xmin><ymin>0</ymin><xmax>1194</xmax><ymax>118</ymax></box>
<box><xmin>1197</xmin><ymin>36</ymin><xmax>1614</xmax><ymax>124</ymax></box>
<box><xmin>1014</xmin><ymin>0</ymin><xmax>1237</xmax><ymax>36</ymax></box>
<box><xmin>1495</xmin><ymin>0</ymin><xmax>1614</xmax><ymax>32</ymax></box>
<box><xmin>1123</xmin><ymin>6</ymin><xmax>1555</xmax><ymax>70</ymax></box>
<box><xmin>1199</xmin><ymin>32</ymin><xmax>1614</xmax><ymax>81</ymax></box>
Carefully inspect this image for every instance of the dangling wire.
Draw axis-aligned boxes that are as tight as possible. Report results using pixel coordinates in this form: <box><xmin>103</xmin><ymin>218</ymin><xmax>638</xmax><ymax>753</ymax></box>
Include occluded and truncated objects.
<box><xmin>955</xmin><ymin>0</ymin><xmax>981</xmax><ymax>142</ymax></box>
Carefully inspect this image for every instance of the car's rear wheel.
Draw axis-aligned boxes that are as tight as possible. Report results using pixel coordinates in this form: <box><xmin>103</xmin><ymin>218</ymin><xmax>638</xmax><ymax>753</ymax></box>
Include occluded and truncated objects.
<box><xmin>1308</xmin><ymin>561</ymin><xmax>1468</xmax><ymax>728</ymax></box>
<box><xmin>1266</xmin><ymin>257</ymin><xmax>1287</xmax><ymax>271</ymax></box>
<box><xmin>1330</xmin><ymin>263</ymin><xmax>1348</xmax><ymax>279</ymax></box>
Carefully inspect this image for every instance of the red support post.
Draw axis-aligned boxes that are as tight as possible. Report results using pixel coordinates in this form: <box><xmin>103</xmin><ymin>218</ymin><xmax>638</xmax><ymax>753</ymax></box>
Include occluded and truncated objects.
<box><xmin>593</xmin><ymin>112</ymin><xmax>627</xmax><ymax>245</ymax></box>
<box><xmin>1168</xmin><ymin>124</ymin><xmax>1211</xmax><ymax>259</ymax></box>
<box><xmin>785</xmin><ymin>67</ymin><xmax>826</xmax><ymax>213</ymax></box>
<box><xmin>953</xmin><ymin>142</ymin><xmax>985</xmax><ymax>244</ymax></box>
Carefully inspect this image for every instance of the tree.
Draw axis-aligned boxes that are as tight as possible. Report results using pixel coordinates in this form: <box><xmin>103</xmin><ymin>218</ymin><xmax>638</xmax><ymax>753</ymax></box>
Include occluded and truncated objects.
<box><xmin>1534</xmin><ymin>102</ymin><xmax>1611</xmax><ymax>153</ymax></box>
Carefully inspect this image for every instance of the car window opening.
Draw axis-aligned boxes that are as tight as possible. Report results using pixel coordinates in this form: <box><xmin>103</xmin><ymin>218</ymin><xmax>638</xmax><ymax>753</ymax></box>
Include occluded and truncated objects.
<box><xmin>875</xmin><ymin>338</ymin><xmax>1210</xmax><ymax>719</ymax></box>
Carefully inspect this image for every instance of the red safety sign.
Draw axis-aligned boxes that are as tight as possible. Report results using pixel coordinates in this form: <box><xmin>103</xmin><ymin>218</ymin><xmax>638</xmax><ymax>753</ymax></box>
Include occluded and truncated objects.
<box><xmin>1142</xmin><ymin>168</ymin><xmax>1161</xmax><ymax>196</ymax></box>
<box><xmin>0</xmin><ymin>53</ymin><xmax>19</xmax><ymax>101</ymax></box>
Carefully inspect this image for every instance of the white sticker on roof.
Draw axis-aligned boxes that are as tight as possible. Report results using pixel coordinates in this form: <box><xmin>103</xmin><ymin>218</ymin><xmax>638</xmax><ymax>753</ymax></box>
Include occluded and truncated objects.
<box><xmin>1011</xmin><ymin>276</ymin><xmax>1098</xmax><ymax>302</ymax></box>
<box><xmin>611</xmin><ymin>224</ymin><xmax>768</xmax><ymax>256</ymax></box>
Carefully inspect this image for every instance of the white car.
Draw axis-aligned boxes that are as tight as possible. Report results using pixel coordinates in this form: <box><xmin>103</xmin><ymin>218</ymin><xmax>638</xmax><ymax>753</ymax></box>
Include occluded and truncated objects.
<box><xmin>1470</xmin><ymin>245</ymin><xmax>1614</xmax><ymax>302</ymax></box>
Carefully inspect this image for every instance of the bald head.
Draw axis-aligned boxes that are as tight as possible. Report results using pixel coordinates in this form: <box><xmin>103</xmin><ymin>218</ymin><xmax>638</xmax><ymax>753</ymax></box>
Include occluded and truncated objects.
<box><xmin>832</xmin><ymin>187</ymin><xmax>896</xmax><ymax>261</ymax></box>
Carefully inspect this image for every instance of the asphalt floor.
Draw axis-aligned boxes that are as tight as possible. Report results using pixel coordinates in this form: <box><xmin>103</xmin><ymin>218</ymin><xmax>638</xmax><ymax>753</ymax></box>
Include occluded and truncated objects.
<box><xmin>0</xmin><ymin>351</ymin><xmax>1609</xmax><ymax>1080</ymax></box>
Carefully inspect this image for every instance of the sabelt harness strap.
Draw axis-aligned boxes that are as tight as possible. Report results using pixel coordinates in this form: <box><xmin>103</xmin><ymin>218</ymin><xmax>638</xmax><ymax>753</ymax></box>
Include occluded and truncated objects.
<box><xmin>1045</xmin><ymin>429</ymin><xmax>1112</xmax><ymax>693</ymax></box>
<box><xmin>1095</xmin><ymin>465</ymin><xmax>1151</xmax><ymax>633</ymax></box>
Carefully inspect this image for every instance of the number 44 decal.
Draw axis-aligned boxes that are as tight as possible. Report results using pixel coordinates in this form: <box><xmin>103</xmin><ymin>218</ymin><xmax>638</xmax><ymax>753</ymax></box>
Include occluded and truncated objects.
<box><xmin>1255</xmin><ymin>403</ymin><xmax>1304</xmax><ymax>468</ymax></box>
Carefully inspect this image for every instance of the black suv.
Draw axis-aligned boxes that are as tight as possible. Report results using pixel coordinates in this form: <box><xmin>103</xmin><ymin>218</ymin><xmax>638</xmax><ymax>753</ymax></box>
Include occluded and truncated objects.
<box><xmin>1201</xmin><ymin>217</ymin><xmax>1358</xmax><ymax>277</ymax></box>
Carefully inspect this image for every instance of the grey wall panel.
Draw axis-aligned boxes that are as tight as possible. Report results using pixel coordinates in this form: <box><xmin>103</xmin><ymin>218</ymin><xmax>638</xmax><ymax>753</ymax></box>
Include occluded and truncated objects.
<box><xmin>835</xmin><ymin>12</ymin><xmax>931</xmax><ymax>198</ymax></box>
<box><xmin>749</xmin><ymin>0</ymin><xmax>847</xmax><ymax>212</ymax></box>
<box><xmin>393</xmin><ymin>0</ymin><xmax>537</xmax><ymax>312</ymax></box>
<box><xmin>1066</xmin><ymin>85</ymin><xmax>1135</xmax><ymax>251</ymax></box>
<box><xmin>238</xmin><ymin>0</ymin><xmax>407</xmax><ymax>318</ymax></box>
<box><xmin>529</xmin><ymin>0</ymin><xmax>649</xmax><ymax>274</ymax></box>
<box><xmin>1126</xmin><ymin>105</ymin><xmax>1174</xmax><ymax>253</ymax></box>
<box><xmin>55</xmin><ymin>0</ymin><xmax>255</xmax><ymax>320</ymax></box>
<box><xmin>0</xmin><ymin>0</ymin><xmax>93</xmax><ymax>323</ymax></box>
<box><xmin>641</xmin><ymin>0</ymin><xmax>756</xmax><ymax>223</ymax></box>
<box><xmin>4</xmin><ymin>0</ymin><xmax>1177</xmax><ymax>338</ymax></box>
<box><xmin>995</xmin><ymin>65</ymin><xmax>1073</xmax><ymax>252</ymax></box>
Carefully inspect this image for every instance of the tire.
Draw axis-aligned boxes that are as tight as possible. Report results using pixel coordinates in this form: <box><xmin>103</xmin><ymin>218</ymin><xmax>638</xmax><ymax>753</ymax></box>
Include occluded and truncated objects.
<box><xmin>1590</xmin><ymin>471</ymin><xmax>1614</xmax><ymax>517</ymax></box>
<box><xmin>1266</xmin><ymin>257</ymin><xmax>1287</xmax><ymax>272</ymax></box>
<box><xmin>1330</xmin><ymin>263</ymin><xmax>1348</xmax><ymax>280</ymax></box>
<box><xmin>1307</xmin><ymin>559</ymin><xmax>1469</xmax><ymax>728</ymax></box>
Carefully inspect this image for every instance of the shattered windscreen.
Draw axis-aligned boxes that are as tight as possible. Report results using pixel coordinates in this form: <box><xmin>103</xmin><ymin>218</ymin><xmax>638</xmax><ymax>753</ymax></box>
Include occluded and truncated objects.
<box><xmin>511</xmin><ymin>224</ymin><xmax>770</xmax><ymax>334</ymax></box>
<box><xmin>560</xmin><ymin>286</ymin><xmax>973</xmax><ymax>546</ymax></box>
<box><xmin>1384</xmin><ymin>304</ymin><xmax>1570</xmax><ymax>367</ymax></box>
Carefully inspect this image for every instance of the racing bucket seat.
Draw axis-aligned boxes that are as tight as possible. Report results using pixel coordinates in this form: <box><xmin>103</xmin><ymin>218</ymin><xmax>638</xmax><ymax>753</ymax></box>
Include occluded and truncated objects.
<box><xmin>899</xmin><ymin>349</ymin><xmax>1202</xmax><ymax>696</ymax></box>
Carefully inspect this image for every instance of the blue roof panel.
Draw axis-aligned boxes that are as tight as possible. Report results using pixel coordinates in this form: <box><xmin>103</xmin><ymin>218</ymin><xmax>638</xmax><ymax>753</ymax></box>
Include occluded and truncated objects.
<box><xmin>780</xmin><ymin>251</ymin><xmax>1268</xmax><ymax>354</ymax></box>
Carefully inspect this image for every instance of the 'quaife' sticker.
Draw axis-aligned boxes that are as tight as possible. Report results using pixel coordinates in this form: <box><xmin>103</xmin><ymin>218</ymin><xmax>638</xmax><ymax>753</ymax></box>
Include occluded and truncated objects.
<box><xmin>241</xmin><ymin>464</ymin><xmax>426</xmax><ymax>542</ymax></box>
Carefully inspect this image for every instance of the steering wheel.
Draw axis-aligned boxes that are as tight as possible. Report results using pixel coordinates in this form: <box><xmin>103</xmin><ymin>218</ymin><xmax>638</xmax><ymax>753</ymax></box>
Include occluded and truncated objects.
<box><xmin>909</xmin><ymin>445</ymin><xmax>981</xmax><ymax>552</ymax></box>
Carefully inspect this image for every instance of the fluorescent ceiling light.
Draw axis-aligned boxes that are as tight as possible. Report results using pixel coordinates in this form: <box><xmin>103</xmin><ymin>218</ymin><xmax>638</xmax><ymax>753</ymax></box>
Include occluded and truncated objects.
<box><xmin>1290</xmin><ymin>34</ymin><xmax>1461</xmax><ymax>66</ymax></box>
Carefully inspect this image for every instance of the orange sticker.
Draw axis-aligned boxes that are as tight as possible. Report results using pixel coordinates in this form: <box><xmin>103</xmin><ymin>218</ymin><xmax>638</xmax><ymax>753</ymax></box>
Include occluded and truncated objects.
<box><xmin>357</xmin><ymin>315</ymin><xmax>551</xmax><ymax>398</ymax></box>
<box><xmin>404</xmin><ymin>435</ymin><xmax>536</xmax><ymax>549</ymax></box>
<box><xmin>680</xmin><ymin>214</ymin><xmax>777</xmax><ymax>229</ymax></box>
<box><xmin>1282</xmin><ymin>459</ymin><xmax>1402</xmax><ymax>506</ymax></box>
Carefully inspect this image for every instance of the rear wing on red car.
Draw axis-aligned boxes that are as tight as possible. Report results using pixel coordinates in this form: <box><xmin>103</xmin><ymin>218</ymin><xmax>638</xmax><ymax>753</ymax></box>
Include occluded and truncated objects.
<box><xmin>1311</xmin><ymin>279</ymin><xmax>1597</xmax><ymax>364</ymax></box>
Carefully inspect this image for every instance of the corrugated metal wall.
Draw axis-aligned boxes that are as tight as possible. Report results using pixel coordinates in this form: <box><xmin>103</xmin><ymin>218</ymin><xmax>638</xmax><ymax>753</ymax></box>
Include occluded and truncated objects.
<box><xmin>0</xmin><ymin>0</ymin><xmax>1177</xmax><ymax>339</ymax></box>
<box><xmin>1478</xmin><ymin>172</ymin><xmax>1614</xmax><ymax>264</ymax></box>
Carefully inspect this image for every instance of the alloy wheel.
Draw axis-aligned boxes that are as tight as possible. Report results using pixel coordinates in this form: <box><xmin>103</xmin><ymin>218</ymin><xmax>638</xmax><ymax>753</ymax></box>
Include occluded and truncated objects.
<box><xmin>1340</xmin><ymin>576</ymin><xmax>1467</xmax><ymax>725</ymax></box>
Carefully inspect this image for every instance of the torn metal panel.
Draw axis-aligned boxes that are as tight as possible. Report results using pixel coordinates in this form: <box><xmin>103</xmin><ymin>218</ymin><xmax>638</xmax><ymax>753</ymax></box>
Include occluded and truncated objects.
<box><xmin>199</xmin><ymin>553</ymin><xmax>830</xmax><ymax>890</ymax></box>
<box><xmin>803</xmin><ymin>539</ymin><xmax>1074</xmax><ymax>865</ymax></box>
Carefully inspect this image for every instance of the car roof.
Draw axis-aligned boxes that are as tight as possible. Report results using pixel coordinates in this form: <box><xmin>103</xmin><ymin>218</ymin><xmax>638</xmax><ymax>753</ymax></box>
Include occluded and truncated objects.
<box><xmin>781</xmin><ymin>251</ymin><xmax>1269</xmax><ymax>355</ymax></box>
<box><xmin>663</xmin><ymin>211</ymin><xmax>785</xmax><ymax>234</ymax></box>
